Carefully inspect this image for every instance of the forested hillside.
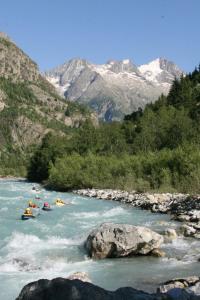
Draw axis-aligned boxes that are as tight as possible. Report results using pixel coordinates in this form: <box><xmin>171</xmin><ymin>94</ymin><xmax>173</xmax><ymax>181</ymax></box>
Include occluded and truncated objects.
<box><xmin>0</xmin><ymin>35</ymin><xmax>97</xmax><ymax>176</ymax></box>
<box><xmin>28</xmin><ymin>66</ymin><xmax>200</xmax><ymax>193</ymax></box>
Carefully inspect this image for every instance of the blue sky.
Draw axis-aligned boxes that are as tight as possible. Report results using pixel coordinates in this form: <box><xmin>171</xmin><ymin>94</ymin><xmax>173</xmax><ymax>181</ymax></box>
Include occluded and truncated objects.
<box><xmin>0</xmin><ymin>0</ymin><xmax>199</xmax><ymax>72</ymax></box>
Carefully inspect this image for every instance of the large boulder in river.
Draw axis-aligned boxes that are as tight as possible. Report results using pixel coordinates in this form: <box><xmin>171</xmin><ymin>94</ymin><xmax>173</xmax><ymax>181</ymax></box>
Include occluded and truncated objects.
<box><xmin>85</xmin><ymin>223</ymin><xmax>164</xmax><ymax>259</ymax></box>
<box><xmin>16</xmin><ymin>277</ymin><xmax>174</xmax><ymax>300</ymax></box>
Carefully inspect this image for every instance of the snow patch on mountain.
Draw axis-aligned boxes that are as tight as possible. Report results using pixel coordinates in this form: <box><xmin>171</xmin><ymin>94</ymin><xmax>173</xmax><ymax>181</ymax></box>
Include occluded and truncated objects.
<box><xmin>139</xmin><ymin>58</ymin><xmax>163</xmax><ymax>83</ymax></box>
<box><xmin>45</xmin><ymin>57</ymin><xmax>183</xmax><ymax>121</ymax></box>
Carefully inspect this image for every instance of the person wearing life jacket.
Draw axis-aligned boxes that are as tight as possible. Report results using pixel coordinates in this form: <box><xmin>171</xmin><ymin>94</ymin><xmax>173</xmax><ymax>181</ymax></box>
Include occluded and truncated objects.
<box><xmin>43</xmin><ymin>202</ymin><xmax>50</xmax><ymax>208</ymax></box>
<box><xmin>55</xmin><ymin>198</ymin><xmax>65</xmax><ymax>205</ymax></box>
<box><xmin>29</xmin><ymin>201</ymin><xmax>38</xmax><ymax>208</ymax></box>
<box><xmin>24</xmin><ymin>208</ymin><xmax>33</xmax><ymax>216</ymax></box>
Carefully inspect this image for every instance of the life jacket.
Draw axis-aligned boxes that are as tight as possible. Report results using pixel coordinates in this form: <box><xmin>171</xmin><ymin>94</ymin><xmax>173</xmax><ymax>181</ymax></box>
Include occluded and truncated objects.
<box><xmin>24</xmin><ymin>210</ymin><xmax>33</xmax><ymax>216</ymax></box>
<box><xmin>29</xmin><ymin>203</ymin><xmax>37</xmax><ymax>208</ymax></box>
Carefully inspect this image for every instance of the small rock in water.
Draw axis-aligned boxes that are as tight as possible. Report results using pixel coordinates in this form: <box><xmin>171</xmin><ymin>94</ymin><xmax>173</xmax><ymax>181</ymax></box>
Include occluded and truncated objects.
<box><xmin>158</xmin><ymin>276</ymin><xmax>200</xmax><ymax>293</ymax></box>
<box><xmin>179</xmin><ymin>224</ymin><xmax>196</xmax><ymax>237</ymax></box>
<box><xmin>164</xmin><ymin>228</ymin><xmax>177</xmax><ymax>241</ymax></box>
<box><xmin>151</xmin><ymin>248</ymin><xmax>166</xmax><ymax>257</ymax></box>
<box><xmin>67</xmin><ymin>272</ymin><xmax>91</xmax><ymax>283</ymax></box>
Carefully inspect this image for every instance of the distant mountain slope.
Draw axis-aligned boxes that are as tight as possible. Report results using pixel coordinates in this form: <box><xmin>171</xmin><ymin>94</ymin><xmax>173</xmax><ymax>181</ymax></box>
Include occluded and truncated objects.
<box><xmin>0</xmin><ymin>33</ymin><xmax>97</xmax><ymax>174</ymax></box>
<box><xmin>45</xmin><ymin>57</ymin><xmax>183</xmax><ymax>121</ymax></box>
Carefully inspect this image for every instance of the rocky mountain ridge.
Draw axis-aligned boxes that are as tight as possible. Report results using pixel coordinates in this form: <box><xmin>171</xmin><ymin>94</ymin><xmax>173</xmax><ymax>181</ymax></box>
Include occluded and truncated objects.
<box><xmin>45</xmin><ymin>57</ymin><xmax>183</xmax><ymax>121</ymax></box>
<box><xmin>0</xmin><ymin>33</ymin><xmax>96</xmax><ymax>174</ymax></box>
<box><xmin>0</xmin><ymin>32</ymin><xmax>39</xmax><ymax>82</ymax></box>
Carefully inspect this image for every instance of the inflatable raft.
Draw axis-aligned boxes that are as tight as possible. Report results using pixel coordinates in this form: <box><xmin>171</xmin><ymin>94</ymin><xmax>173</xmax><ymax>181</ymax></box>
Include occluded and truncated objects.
<box><xmin>42</xmin><ymin>207</ymin><xmax>52</xmax><ymax>211</ymax></box>
<box><xmin>55</xmin><ymin>199</ymin><xmax>65</xmax><ymax>206</ymax></box>
<box><xmin>21</xmin><ymin>214</ymin><xmax>35</xmax><ymax>220</ymax></box>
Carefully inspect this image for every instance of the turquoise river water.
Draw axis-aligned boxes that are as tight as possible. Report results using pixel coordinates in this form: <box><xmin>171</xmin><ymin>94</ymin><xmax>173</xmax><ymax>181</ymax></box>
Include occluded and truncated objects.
<box><xmin>0</xmin><ymin>179</ymin><xmax>200</xmax><ymax>299</ymax></box>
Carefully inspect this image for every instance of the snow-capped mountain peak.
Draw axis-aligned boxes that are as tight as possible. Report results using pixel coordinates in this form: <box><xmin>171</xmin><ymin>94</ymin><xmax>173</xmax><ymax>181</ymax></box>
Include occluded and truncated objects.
<box><xmin>45</xmin><ymin>57</ymin><xmax>183</xmax><ymax>121</ymax></box>
<box><xmin>104</xmin><ymin>59</ymin><xmax>138</xmax><ymax>74</ymax></box>
<box><xmin>139</xmin><ymin>57</ymin><xmax>183</xmax><ymax>84</ymax></box>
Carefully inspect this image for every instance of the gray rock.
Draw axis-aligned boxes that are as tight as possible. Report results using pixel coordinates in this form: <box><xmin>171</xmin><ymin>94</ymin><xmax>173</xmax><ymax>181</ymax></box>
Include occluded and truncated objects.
<box><xmin>85</xmin><ymin>223</ymin><xmax>163</xmax><ymax>259</ymax></box>
<box><xmin>179</xmin><ymin>224</ymin><xmax>196</xmax><ymax>237</ymax></box>
<box><xmin>158</xmin><ymin>276</ymin><xmax>200</xmax><ymax>293</ymax></box>
<box><xmin>67</xmin><ymin>272</ymin><xmax>91</xmax><ymax>283</ymax></box>
<box><xmin>151</xmin><ymin>248</ymin><xmax>166</xmax><ymax>257</ymax></box>
<box><xmin>164</xmin><ymin>228</ymin><xmax>177</xmax><ymax>241</ymax></box>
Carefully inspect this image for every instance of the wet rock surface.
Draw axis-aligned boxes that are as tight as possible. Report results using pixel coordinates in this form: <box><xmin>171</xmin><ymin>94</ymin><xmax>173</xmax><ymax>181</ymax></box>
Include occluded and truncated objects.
<box><xmin>67</xmin><ymin>272</ymin><xmax>91</xmax><ymax>283</ymax></box>
<box><xmin>74</xmin><ymin>189</ymin><xmax>200</xmax><ymax>238</ymax></box>
<box><xmin>158</xmin><ymin>276</ymin><xmax>200</xmax><ymax>297</ymax></box>
<box><xmin>16</xmin><ymin>277</ymin><xmax>200</xmax><ymax>300</ymax></box>
<box><xmin>85</xmin><ymin>223</ymin><xmax>163</xmax><ymax>259</ymax></box>
<box><xmin>159</xmin><ymin>276</ymin><xmax>200</xmax><ymax>291</ymax></box>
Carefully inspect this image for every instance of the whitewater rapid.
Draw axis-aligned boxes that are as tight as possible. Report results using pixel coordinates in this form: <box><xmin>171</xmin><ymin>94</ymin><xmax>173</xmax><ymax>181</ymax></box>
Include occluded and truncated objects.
<box><xmin>0</xmin><ymin>179</ymin><xmax>200</xmax><ymax>300</ymax></box>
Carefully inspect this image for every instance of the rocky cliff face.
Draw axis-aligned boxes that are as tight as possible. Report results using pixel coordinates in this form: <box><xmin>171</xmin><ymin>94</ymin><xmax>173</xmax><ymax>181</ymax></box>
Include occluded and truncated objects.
<box><xmin>0</xmin><ymin>32</ymin><xmax>39</xmax><ymax>82</ymax></box>
<box><xmin>0</xmin><ymin>34</ymin><xmax>96</xmax><ymax>155</ymax></box>
<box><xmin>45</xmin><ymin>57</ymin><xmax>183</xmax><ymax>121</ymax></box>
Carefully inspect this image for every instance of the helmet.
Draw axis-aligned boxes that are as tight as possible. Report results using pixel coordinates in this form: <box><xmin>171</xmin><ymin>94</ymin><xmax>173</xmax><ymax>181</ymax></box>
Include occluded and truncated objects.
<box><xmin>44</xmin><ymin>202</ymin><xmax>49</xmax><ymax>207</ymax></box>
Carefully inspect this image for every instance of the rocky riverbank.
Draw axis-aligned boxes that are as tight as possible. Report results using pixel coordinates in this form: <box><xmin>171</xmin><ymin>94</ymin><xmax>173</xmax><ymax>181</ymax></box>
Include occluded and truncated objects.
<box><xmin>16</xmin><ymin>276</ymin><xmax>200</xmax><ymax>300</ymax></box>
<box><xmin>74</xmin><ymin>189</ymin><xmax>200</xmax><ymax>238</ymax></box>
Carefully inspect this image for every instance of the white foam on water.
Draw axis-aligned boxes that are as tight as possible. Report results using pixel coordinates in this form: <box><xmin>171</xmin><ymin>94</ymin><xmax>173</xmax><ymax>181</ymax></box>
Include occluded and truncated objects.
<box><xmin>0</xmin><ymin>195</ymin><xmax>23</xmax><ymax>201</ymax></box>
<box><xmin>46</xmin><ymin>235</ymin><xmax>82</xmax><ymax>246</ymax></box>
<box><xmin>1</xmin><ymin>232</ymin><xmax>83</xmax><ymax>267</ymax></box>
<box><xmin>0</xmin><ymin>232</ymin><xmax>87</xmax><ymax>274</ymax></box>
<box><xmin>103</xmin><ymin>206</ymin><xmax>127</xmax><ymax>217</ymax></box>
<box><xmin>163</xmin><ymin>237</ymin><xmax>200</xmax><ymax>264</ymax></box>
<box><xmin>164</xmin><ymin>238</ymin><xmax>198</xmax><ymax>251</ymax></box>
<box><xmin>161</xmin><ymin>256</ymin><xmax>191</xmax><ymax>267</ymax></box>
<box><xmin>0</xmin><ymin>253</ymin><xmax>91</xmax><ymax>274</ymax></box>
<box><xmin>0</xmin><ymin>207</ymin><xmax>8</xmax><ymax>212</ymax></box>
<box><xmin>71</xmin><ymin>206</ymin><xmax>126</xmax><ymax>219</ymax></box>
<box><xmin>142</xmin><ymin>221</ymin><xmax>155</xmax><ymax>227</ymax></box>
<box><xmin>78</xmin><ymin>221</ymin><xmax>95</xmax><ymax>229</ymax></box>
<box><xmin>33</xmin><ymin>221</ymin><xmax>50</xmax><ymax>233</ymax></box>
<box><xmin>54</xmin><ymin>223</ymin><xmax>65</xmax><ymax>229</ymax></box>
<box><xmin>71</xmin><ymin>211</ymin><xmax>99</xmax><ymax>218</ymax></box>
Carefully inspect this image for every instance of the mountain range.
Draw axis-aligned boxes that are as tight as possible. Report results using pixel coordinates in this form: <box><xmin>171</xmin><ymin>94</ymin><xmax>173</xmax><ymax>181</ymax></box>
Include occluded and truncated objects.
<box><xmin>45</xmin><ymin>57</ymin><xmax>183</xmax><ymax>121</ymax></box>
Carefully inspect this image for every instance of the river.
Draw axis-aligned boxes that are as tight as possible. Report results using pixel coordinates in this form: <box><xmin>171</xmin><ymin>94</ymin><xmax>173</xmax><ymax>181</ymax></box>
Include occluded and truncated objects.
<box><xmin>0</xmin><ymin>179</ymin><xmax>200</xmax><ymax>299</ymax></box>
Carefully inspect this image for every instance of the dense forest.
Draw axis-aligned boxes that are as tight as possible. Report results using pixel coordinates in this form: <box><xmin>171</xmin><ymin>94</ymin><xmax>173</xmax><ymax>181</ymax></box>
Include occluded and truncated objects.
<box><xmin>26</xmin><ymin>66</ymin><xmax>200</xmax><ymax>192</ymax></box>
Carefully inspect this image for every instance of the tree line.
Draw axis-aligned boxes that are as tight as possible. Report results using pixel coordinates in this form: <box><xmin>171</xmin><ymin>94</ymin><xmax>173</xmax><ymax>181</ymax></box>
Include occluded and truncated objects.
<box><xmin>27</xmin><ymin>66</ymin><xmax>200</xmax><ymax>193</ymax></box>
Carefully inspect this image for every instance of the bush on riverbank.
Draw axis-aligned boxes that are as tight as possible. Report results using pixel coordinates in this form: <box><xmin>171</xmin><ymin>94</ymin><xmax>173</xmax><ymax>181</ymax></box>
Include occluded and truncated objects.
<box><xmin>47</xmin><ymin>145</ymin><xmax>200</xmax><ymax>193</ymax></box>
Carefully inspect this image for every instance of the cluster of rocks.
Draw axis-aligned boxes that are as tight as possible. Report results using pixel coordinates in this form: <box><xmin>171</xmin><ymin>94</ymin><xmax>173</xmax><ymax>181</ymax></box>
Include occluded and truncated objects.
<box><xmin>158</xmin><ymin>276</ymin><xmax>200</xmax><ymax>294</ymax></box>
<box><xmin>16</xmin><ymin>222</ymin><xmax>200</xmax><ymax>299</ymax></box>
<box><xmin>16</xmin><ymin>276</ymin><xmax>200</xmax><ymax>300</ymax></box>
<box><xmin>74</xmin><ymin>189</ymin><xmax>200</xmax><ymax>238</ymax></box>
